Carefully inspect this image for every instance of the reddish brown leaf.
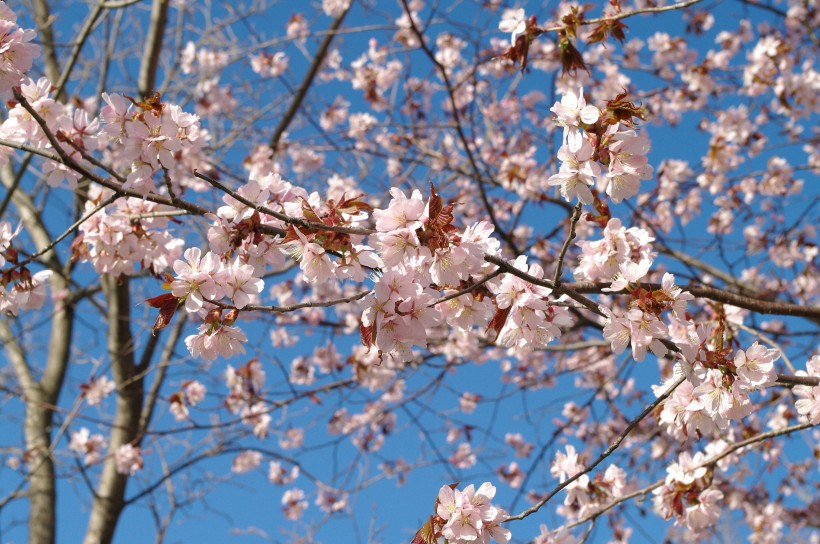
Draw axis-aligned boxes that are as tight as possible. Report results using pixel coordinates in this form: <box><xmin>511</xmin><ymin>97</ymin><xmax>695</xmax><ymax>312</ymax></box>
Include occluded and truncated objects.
<box><xmin>485</xmin><ymin>305</ymin><xmax>512</xmax><ymax>338</ymax></box>
<box><xmin>427</xmin><ymin>182</ymin><xmax>442</xmax><ymax>226</ymax></box>
<box><xmin>587</xmin><ymin>20</ymin><xmax>628</xmax><ymax>45</ymax></box>
<box><xmin>146</xmin><ymin>292</ymin><xmax>177</xmax><ymax>308</ymax></box>
<box><xmin>360</xmin><ymin>320</ymin><xmax>376</xmax><ymax>348</ymax></box>
<box><xmin>336</xmin><ymin>193</ymin><xmax>374</xmax><ymax>213</ymax></box>
<box><xmin>603</xmin><ymin>91</ymin><xmax>647</xmax><ymax>127</ymax></box>
<box><xmin>300</xmin><ymin>198</ymin><xmax>323</xmax><ymax>223</ymax></box>
<box><xmin>4</xmin><ymin>246</ymin><xmax>17</xmax><ymax>264</ymax></box>
<box><xmin>558</xmin><ymin>33</ymin><xmax>589</xmax><ymax>77</ymax></box>
<box><xmin>410</xmin><ymin>516</ymin><xmax>437</xmax><ymax>544</ymax></box>
<box><xmin>223</xmin><ymin>308</ymin><xmax>239</xmax><ymax>325</ymax></box>
<box><xmin>432</xmin><ymin>203</ymin><xmax>456</xmax><ymax>229</ymax></box>
<box><xmin>151</xmin><ymin>296</ymin><xmax>180</xmax><ymax>335</ymax></box>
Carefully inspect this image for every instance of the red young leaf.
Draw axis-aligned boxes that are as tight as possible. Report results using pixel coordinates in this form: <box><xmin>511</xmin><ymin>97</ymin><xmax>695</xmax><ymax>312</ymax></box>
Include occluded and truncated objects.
<box><xmin>151</xmin><ymin>296</ymin><xmax>180</xmax><ymax>335</ymax></box>
<box><xmin>433</xmin><ymin>202</ymin><xmax>456</xmax><ymax>229</ymax></box>
<box><xmin>146</xmin><ymin>292</ymin><xmax>177</xmax><ymax>308</ymax></box>
<box><xmin>360</xmin><ymin>320</ymin><xmax>376</xmax><ymax>348</ymax></box>
<box><xmin>485</xmin><ymin>305</ymin><xmax>512</xmax><ymax>338</ymax></box>
<box><xmin>427</xmin><ymin>182</ymin><xmax>443</xmax><ymax>226</ymax></box>
<box><xmin>410</xmin><ymin>516</ymin><xmax>437</xmax><ymax>544</ymax></box>
<box><xmin>558</xmin><ymin>33</ymin><xmax>590</xmax><ymax>76</ymax></box>
<box><xmin>300</xmin><ymin>198</ymin><xmax>323</xmax><ymax>223</ymax></box>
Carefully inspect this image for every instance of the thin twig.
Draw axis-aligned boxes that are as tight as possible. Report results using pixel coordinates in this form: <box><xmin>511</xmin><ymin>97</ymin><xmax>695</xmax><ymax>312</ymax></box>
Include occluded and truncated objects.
<box><xmin>553</xmin><ymin>203</ymin><xmax>583</xmax><ymax>286</ymax></box>
<box><xmin>269</xmin><ymin>5</ymin><xmax>352</xmax><ymax>151</ymax></box>
<box><xmin>507</xmin><ymin>374</ymin><xmax>686</xmax><ymax>521</ymax></box>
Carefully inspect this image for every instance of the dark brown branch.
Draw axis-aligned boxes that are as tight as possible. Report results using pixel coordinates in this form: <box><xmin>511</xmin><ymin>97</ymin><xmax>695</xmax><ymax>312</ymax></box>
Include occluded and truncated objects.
<box><xmin>566</xmin><ymin>420</ymin><xmax>817</xmax><ymax>531</ymax></box>
<box><xmin>552</xmin><ymin>203</ymin><xmax>583</xmax><ymax>286</ymax></box>
<box><xmin>568</xmin><ymin>281</ymin><xmax>820</xmax><ymax>321</ymax></box>
<box><xmin>399</xmin><ymin>0</ymin><xmax>521</xmax><ymax>254</ymax></box>
<box><xmin>269</xmin><ymin>5</ymin><xmax>352</xmax><ymax>151</ymax></box>
<box><xmin>507</xmin><ymin>375</ymin><xmax>687</xmax><ymax>521</ymax></box>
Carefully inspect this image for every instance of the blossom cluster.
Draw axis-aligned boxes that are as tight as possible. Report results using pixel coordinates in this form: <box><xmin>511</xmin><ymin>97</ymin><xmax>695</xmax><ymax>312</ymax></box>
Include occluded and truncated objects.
<box><xmin>653</xmin><ymin>450</ymin><xmax>724</xmax><ymax>533</ymax></box>
<box><xmin>491</xmin><ymin>255</ymin><xmax>572</xmax><ymax>353</ymax></box>
<box><xmin>114</xmin><ymin>444</ymin><xmax>143</xmax><ymax>475</ymax></box>
<box><xmin>361</xmin><ymin>187</ymin><xmax>501</xmax><ymax>359</ymax></box>
<box><xmin>77</xmin><ymin>187</ymin><xmax>184</xmax><ymax>276</ymax></box>
<box><xmin>601</xmin><ymin>272</ymin><xmax>692</xmax><ymax>362</ymax></box>
<box><xmin>548</xmin><ymin>88</ymin><xmax>653</xmax><ymax>205</ymax></box>
<box><xmin>69</xmin><ymin>428</ymin><xmax>107</xmax><ymax>466</ymax></box>
<box><xmin>224</xmin><ymin>359</ymin><xmax>270</xmax><ymax>438</ymax></box>
<box><xmin>575</xmin><ymin>217</ymin><xmax>655</xmax><ymax>286</ymax></box>
<box><xmin>169</xmin><ymin>380</ymin><xmax>207</xmax><ymax>421</ymax></box>
<box><xmin>435</xmin><ymin>482</ymin><xmax>511</xmax><ymax>544</ymax></box>
<box><xmin>794</xmin><ymin>355</ymin><xmax>820</xmax><ymax>423</ymax></box>
<box><xmin>550</xmin><ymin>445</ymin><xmax>628</xmax><ymax>520</ymax></box>
<box><xmin>0</xmin><ymin>2</ymin><xmax>39</xmax><ymax>94</ymax></box>
<box><xmin>656</xmin><ymin>342</ymin><xmax>781</xmax><ymax>439</ymax></box>
<box><xmin>0</xmin><ymin>264</ymin><xmax>51</xmax><ymax>317</ymax></box>
<box><xmin>0</xmin><ymin>77</ymin><xmax>98</xmax><ymax>188</ymax></box>
<box><xmin>98</xmin><ymin>91</ymin><xmax>208</xmax><ymax>193</ymax></box>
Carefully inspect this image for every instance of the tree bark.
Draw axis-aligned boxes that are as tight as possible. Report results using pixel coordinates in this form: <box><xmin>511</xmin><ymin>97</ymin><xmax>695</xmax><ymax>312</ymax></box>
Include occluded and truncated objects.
<box><xmin>23</xmin><ymin>393</ymin><xmax>57</xmax><ymax>544</ymax></box>
<box><xmin>83</xmin><ymin>277</ymin><xmax>143</xmax><ymax>544</ymax></box>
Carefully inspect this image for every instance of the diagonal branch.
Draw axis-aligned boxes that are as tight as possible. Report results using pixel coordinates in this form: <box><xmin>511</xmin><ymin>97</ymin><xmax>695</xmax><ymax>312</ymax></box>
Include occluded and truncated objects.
<box><xmin>566</xmin><ymin>420</ymin><xmax>818</xmax><ymax>531</ymax></box>
<box><xmin>507</xmin><ymin>374</ymin><xmax>686</xmax><ymax>521</ymax></box>
<box><xmin>269</xmin><ymin>5</ymin><xmax>352</xmax><ymax>151</ymax></box>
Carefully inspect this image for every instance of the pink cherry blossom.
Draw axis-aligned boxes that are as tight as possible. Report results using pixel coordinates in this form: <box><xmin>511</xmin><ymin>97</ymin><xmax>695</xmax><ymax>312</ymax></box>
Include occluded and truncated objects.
<box><xmin>734</xmin><ymin>342</ymin><xmax>779</xmax><ymax>390</ymax></box>
<box><xmin>550</xmin><ymin>88</ymin><xmax>600</xmax><ymax>152</ymax></box>
<box><xmin>114</xmin><ymin>444</ymin><xmax>143</xmax><ymax>475</ymax></box>
<box><xmin>268</xmin><ymin>461</ymin><xmax>299</xmax><ymax>485</ymax></box>
<box><xmin>548</xmin><ymin>140</ymin><xmax>601</xmax><ymax>205</ymax></box>
<box><xmin>171</xmin><ymin>247</ymin><xmax>226</xmax><ymax>312</ymax></box>
<box><xmin>83</xmin><ymin>375</ymin><xmax>116</xmax><ymax>406</ymax></box>
<box><xmin>372</xmin><ymin>187</ymin><xmax>425</xmax><ymax>232</ymax></box>
<box><xmin>69</xmin><ymin>428</ymin><xmax>107</xmax><ymax>465</ymax></box>
<box><xmin>498</xmin><ymin>8</ymin><xmax>526</xmax><ymax>46</ymax></box>
<box><xmin>281</xmin><ymin>488</ymin><xmax>308</xmax><ymax>520</ymax></box>
<box><xmin>231</xmin><ymin>450</ymin><xmax>262</xmax><ymax>474</ymax></box>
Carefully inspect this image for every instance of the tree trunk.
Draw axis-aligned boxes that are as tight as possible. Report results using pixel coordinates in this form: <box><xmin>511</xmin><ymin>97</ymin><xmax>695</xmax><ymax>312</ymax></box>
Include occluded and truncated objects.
<box><xmin>24</xmin><ymin>396</ymin><xmax>57</xmax><ymax>544</ymax></box>
<box><xmin>83</xmin><ymin>277</ymin><xmax>143</xmax><ymax>544</ymax></box>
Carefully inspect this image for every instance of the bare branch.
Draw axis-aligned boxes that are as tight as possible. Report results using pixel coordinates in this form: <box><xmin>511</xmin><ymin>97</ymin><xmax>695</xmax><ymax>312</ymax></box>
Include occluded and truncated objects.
<box><xmin>507</xmin><ymin>374</ymin><xmax>687</xmax><ymax>521</ymax></box>
<box><xmin>269</xmin><ymin>5</ymin><xmax>352</xmax><ymax>151</ymax></box>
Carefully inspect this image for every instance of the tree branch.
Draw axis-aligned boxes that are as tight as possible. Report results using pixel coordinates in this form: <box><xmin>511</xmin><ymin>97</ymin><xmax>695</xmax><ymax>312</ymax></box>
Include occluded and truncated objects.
<box><xmin>269</xmin><ymin>5</ymin><xmax>352</xmax><ymax>151</ymax></box>
<box><xmin>507</xmin><ymin>374</ymin><xmax>686</xmax><ymax>521</ymax></box>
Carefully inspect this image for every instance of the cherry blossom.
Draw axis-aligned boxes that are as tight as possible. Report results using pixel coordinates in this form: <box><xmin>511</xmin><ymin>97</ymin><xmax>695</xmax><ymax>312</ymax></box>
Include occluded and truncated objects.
<box><xmin>315</xmin><ymin>488</ymin><xmax>348</xmax><ymax>513</ymax></box>
<box><xmin>185</xmin><ymin>323</ymin><xmax>248</xmax><ymax>360</ymax></box>
<box><xmin>281</xmin><ymin>488</ymin><xmax>308</xmax><ymax>520</ymax></box>
<box><xmin>286</xmin><ymin>228</ymin><xmax>336</xmax><ymax>284</ymax></box>
<box><xmin>268</xmin><ymin>462</ymin><xmax>299</xmax><ymax>485</ymax></box>
<box><xmin>550</xmin><ymin>88</ymin><xmax>600</xmax><ymax>152</ymax></box>
<box><xmin>231</xmin><ymin>450</ymin><xmax>262</xmax><ymax>474</ymax></box>
<box><xmin>0</xmin><ymin>6</ymin><xmax>40</xmax><ymax>93</ymax></box>
<box><xmin>733</xmin><ymin>342</ymin><xmax>779</xmax><ymax>390</ymax></box>
<box><xmin>794</xmin><ymin>355</ymin><xmax>820</xmax><ymax>424</ymax></box>
<box><xmin>548</xmin><ymin>140</ymin><xmax>601</xmax><ymax>205</ymax></box>
<box><xmin>436</xmin><ymin>482</ymin><xmax>511</xmax><ymax>544</ymax></box>
<box><xmin>171</xmin><ymin>247</ymin><xmax>226</xmax><ymax>312</ymax></box>
<box><xmin>68</xmin><ymin>428</ymin><xmax>107</xmax><ymax>465</ymax></box>
<box><xmin>114</xmin><ymin>444</ymin><xmax>143</xmax><ymax>475</ymax></box>
<box><xmin>82</xmin><ymin>375</ymin><xmax>116</xmax><ymax>406</ymax></box>
<box><xmin>498</xmin><ymin>8</ymin><xmax>527</xmax><ymax>46</ymax></box>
